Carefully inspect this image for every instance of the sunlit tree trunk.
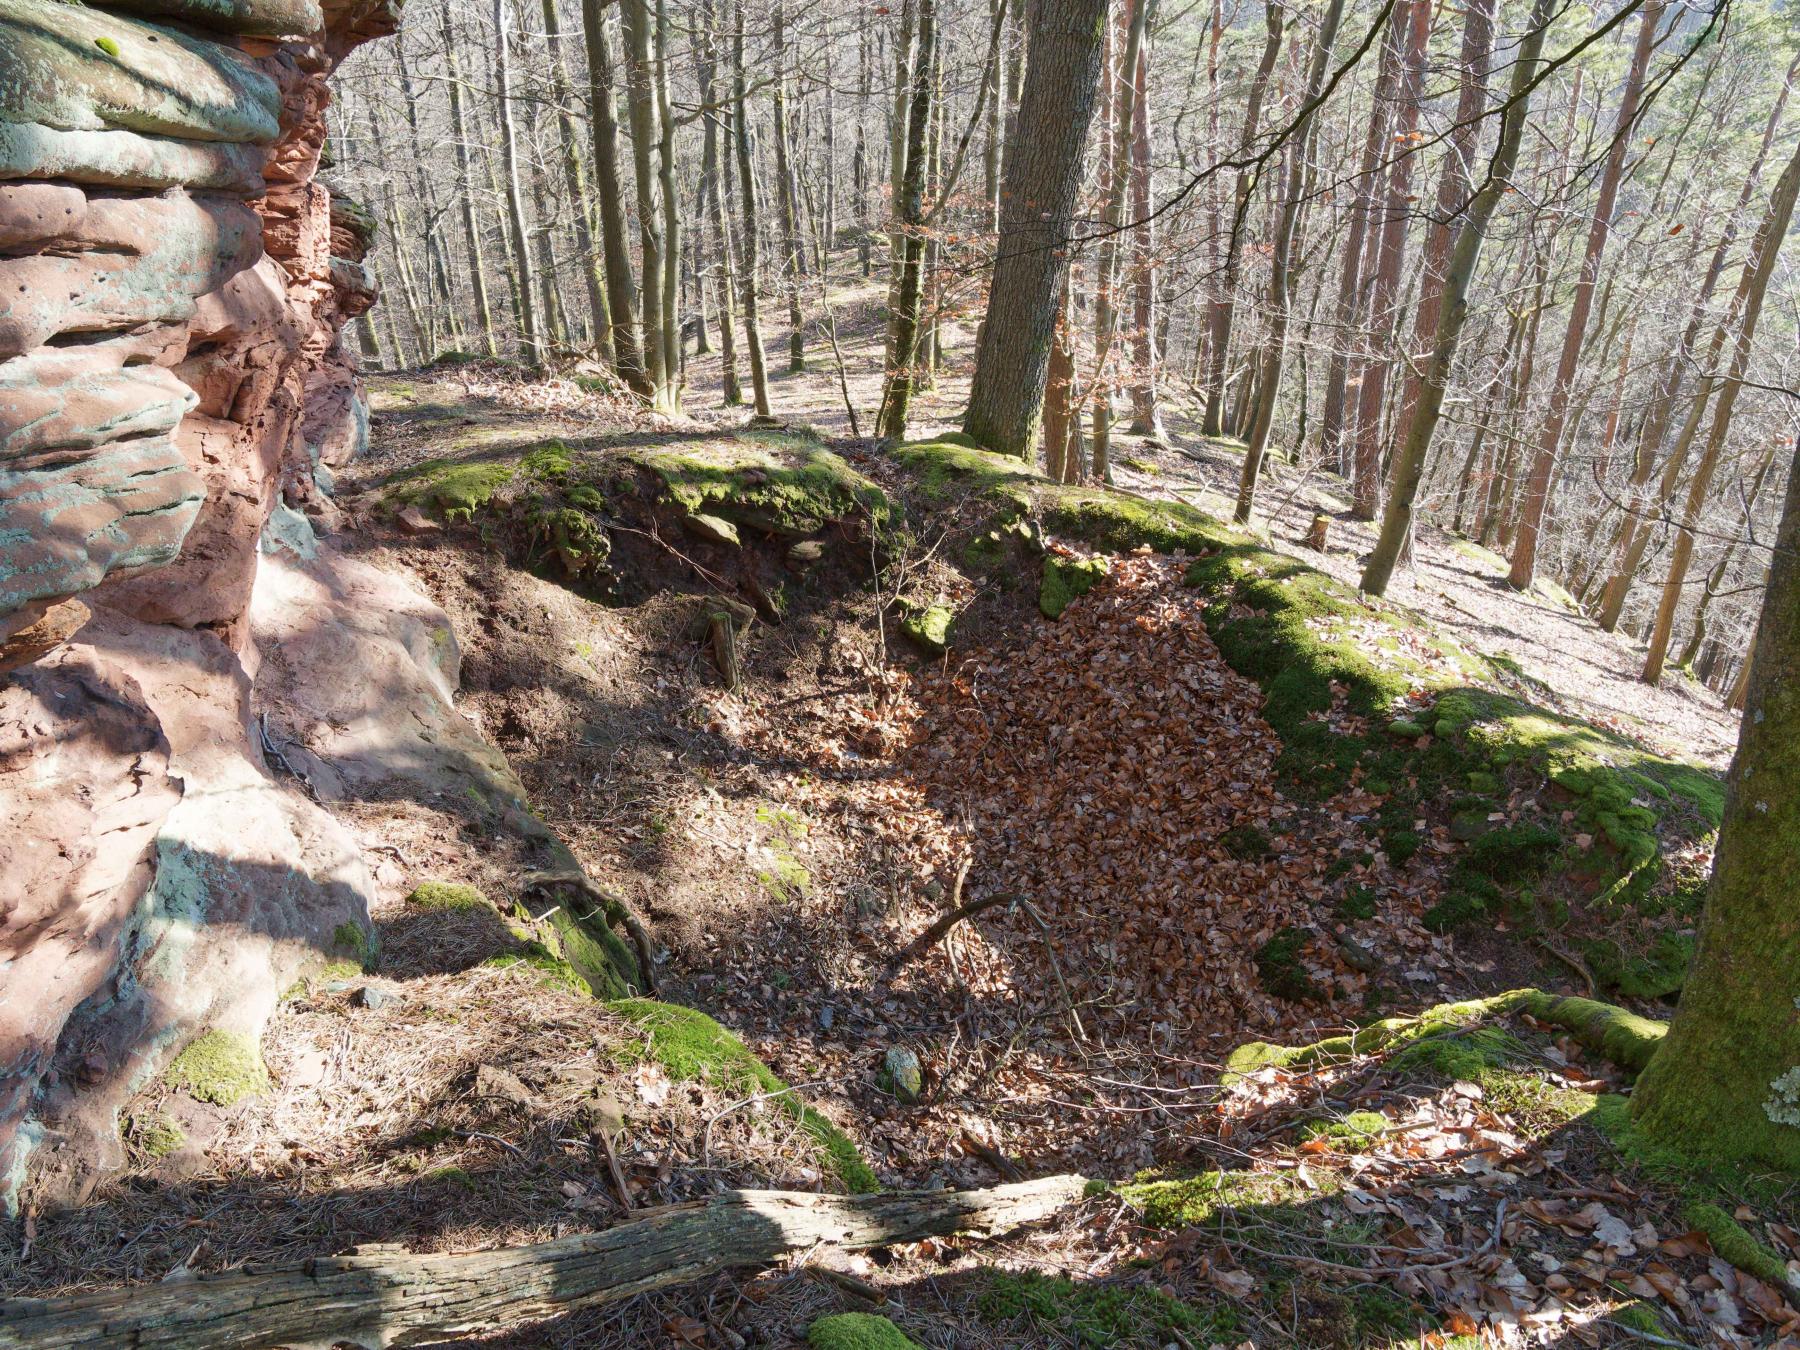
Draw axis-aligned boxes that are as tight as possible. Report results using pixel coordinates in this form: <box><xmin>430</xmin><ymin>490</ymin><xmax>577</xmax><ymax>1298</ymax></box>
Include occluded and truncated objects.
<box><xmin>1233</xmin><ymin>0</ymin><xmax>1348</xmax><ymax>522</ymax></box>
<box><xmin>732</xmin><ymin>0</ymin><xmax>772</xmax><ymax>415</ymax></box>
<box><xmin>1361</xmin><ymin>0</ymin><xmax>1550</xmax><ymax>595</ymax></box>
<box><xmin>492</xmin><ymin>0</ymin><xmax>544</xmax><ymax>364</ymax></box>
<box><xmin>1199</xmin><ymin>5</ymin><xmax>1283</xmax><ymax>437</ymax></box>
<box><xmin>962</xmin><ymin>0</ymin><xmax>1112</xmax><ymax>459</ymax></box>
<box><xmin>876</xmin><ymin>0</ymin><xmax>935</xmax><ymax>439</ymax></box>
<box><xmin>1506</xmin><ymin>1</ymin><xmax>1661</xmax><ymax>589</ymax></box>
<box><xmin>1641</xmin><ymin>137</ymin><xmax>1800</xmax><ymax>684</ymax></box>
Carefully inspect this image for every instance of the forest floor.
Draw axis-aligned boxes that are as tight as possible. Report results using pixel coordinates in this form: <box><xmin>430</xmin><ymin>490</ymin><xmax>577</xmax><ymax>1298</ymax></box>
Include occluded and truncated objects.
<box><xmin>6</xmin><ymin>289</ymin><xmax>1794</xmax><ymax>1349</ymax></box>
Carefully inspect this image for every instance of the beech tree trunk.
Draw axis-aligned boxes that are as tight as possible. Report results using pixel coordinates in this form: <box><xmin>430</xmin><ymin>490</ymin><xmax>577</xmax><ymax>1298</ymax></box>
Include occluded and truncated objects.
<box><xmin>732</xmin><ymin>0</ymin><xmax>773</xmax><ymax>415</ymax></box>
<box><xmin>875</xmin><ymin>0</ymin><xmax>936</xmax><ymax>439</ymax></box>
<box><xmin>582</xmin><ymin>0</ymin><xmax>652</xmax><ymax>394</ymax></box>
<box><xmin>491</xmin><ymin>0</ymin><xmax>544</xmax><ymax>365</ymax></box>
<box><xmin>1631</xmin><ymin>442</ymin><xmax>1800</xmax><ymax>1172</ymax></box>
<box><xmin>961</xmin><ymin>0</ymin><xmax>1112</xmax><ymax>459</ymax></box>
<box><xmin>1199</xmin><ymin>4</ymin><xmax>1283</xmax><ymax>438</ymax></box>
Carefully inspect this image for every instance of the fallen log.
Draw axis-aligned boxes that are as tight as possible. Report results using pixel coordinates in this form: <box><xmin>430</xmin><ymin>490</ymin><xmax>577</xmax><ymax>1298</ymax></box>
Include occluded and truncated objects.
<box><xmin>0</xmin><ymin>1176</ymin><xmax>1087</xmax><ymax>1350</ymax></box>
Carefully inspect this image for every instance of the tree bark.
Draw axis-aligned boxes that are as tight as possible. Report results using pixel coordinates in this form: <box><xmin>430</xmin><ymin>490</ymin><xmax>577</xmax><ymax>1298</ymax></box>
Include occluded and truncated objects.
<box><xmin>772</xmin><ymin>2</ymin><xmax>808</xmax><ymax>372</ymax></box>
<box><xmin>1360</xmin><ymin>0</ymin><xmax>1552</xmax><ymax>595</ymax></box>
<box><xmin>439</xmin><ymin>5</ymin><xmax>499</xmax><ymax>358</ymax></box>
<box><xmin>875</xmin><ymin>0</ymin><xmax>936</xmax><ymax>439</ymax></box>
<box><xmin>1347</xmin><ymin>0</ymin><xmax>1429</xmax><ymax>522</ymax></box>
<box><xmin>1630</xmin><ymin>439</ymin><xmax>1800</xmax><ymax>1172</ymax></box>
<box><xmin>961</xmin><ymin>0</ymin><xmax>1112</xmax><ymax>459</ymax></box>
<box><xmin>732</xmin><ymin>0</ymin><xmax>773</xmax><ymax>415</ymax></box>
<box><xmin>581</xmin><ymin>0</ymin><xmax>651</xmax><ymax>393</ymax></box>
<box><xmin>1640</xmin><ymin>136</ymin><xmax>1800</xmax><ymax>684</ymax></box>
<box><xmin>491</xmin><ymin>0</ymin><xmax>545</xmax><ymax>365</ymax></box>
<box><xmin>1199</xmin><ymin>4</ymin><xmax>1284</xmax><ymax>438</ymax></box>
<box><xmin>1232</xmin><ymin>0</ymin><xmax>1348</xmax><ymax>523</ymax></box>
<box><xmin>1505</xmin><ymin>1</ymin><xmax>1662</xmax><ymax>589</ymax></box>
<box><xmin>0</xmin><ymin>1178</ymin><xmax>1088</xmax><ymax>1350</ymax></box>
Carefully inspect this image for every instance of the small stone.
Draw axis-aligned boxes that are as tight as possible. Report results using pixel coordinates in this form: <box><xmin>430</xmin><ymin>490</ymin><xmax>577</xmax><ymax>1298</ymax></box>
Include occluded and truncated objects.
<box><xmin>395</xmin><ymin>505</ymin><xmax>440</xmax><ymax>536</ymax></box>
<box><xmin>879</xmin><ymin>1047</ymin><xmax>923</xmax><ymax>1105</ymax></box>
<box><xmin>352</xmin><ymin>984</ymin><xmax>394</xmax><ymax>1009</ymax></box>
<box><xmin>684</xmin><ymin>512</ymin><xmax>741</xmax><ymax>547</ymax></box>
<box><xmin>819</xmin><ymin>1005</ymin><xmax>834</xmax><ymax>1030</ymax></box>
<box><xmin>899</xmin><ymin>603</ymin><xmax>953</xmax><ymax>655</ymax></box>
<box><xmin>1449</xmin><ymin>811</ymin><xmax>1490</xmax><ymax>842</ymax></box>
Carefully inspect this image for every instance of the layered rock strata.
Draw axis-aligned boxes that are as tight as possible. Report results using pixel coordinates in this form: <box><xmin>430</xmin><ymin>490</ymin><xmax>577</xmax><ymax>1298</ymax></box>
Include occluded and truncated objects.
<box><xmin>0</xmin><ymin>0</ymin><xmax>397</xmax><ymax>1208</ymax></box>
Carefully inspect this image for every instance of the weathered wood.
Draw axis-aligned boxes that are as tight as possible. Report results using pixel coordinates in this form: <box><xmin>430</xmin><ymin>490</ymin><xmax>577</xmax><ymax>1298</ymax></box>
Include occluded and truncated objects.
<box><xmin>0</xmin><ymin>1177</ymin><xmax>1086</xmax><ymax>1350</ymax></box>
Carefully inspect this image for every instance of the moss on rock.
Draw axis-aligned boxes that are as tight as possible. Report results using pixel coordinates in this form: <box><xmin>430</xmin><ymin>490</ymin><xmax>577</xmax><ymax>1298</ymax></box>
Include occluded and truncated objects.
<box><xmin>123</xmin><ymin>1110</ymin><xmax>185</xmax><ymax>1162</ymax></box>
<box><xmin>1039</xmin><ymin>555</ymin><xmax>1109</xmax><ymax>619</ymax></box>
<box><xmin>165</xmin><ymin>1030</ymin><xmax>269</xmax><ymax>1107</ymax></box>
<box><xmin>898</xmin><ymin>601</ymin><xmax>954</xmax><ymax>654</ymax></box>
<box><xmin>608</xmin><ymin>999</ymin><xmax>878</xmax><ymax>1193</ymax></box>
<box><xmin>643</xmin><ymin>433</ymin><xmax>895</xmax><ymax>538</ymax></box>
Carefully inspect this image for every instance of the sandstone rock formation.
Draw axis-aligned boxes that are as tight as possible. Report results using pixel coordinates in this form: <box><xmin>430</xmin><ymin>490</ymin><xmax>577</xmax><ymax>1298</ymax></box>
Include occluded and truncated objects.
<box><xmin>0</xmin><ymin>0</ymin><xmax>399</xmax><ymax>1209</ymax></box>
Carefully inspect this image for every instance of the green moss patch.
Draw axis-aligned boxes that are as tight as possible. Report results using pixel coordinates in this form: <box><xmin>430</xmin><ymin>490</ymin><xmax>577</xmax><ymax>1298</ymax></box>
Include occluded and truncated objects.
<box><xmin>165</xmin><ymin>1030</ymin><xmax>269</xmax><ymax>1107</ymax></box>
<box><xmin>383</xmin><ymin>457</ymin><xmax>517</xmax><ymax>522</ymax></box>
<box><xmin>405</xmin><ymin>880</ymin><xmax>489</xmax><ymax>912</ymax></box>
<box><xmin>977</xmin><ymin>1268</ymin><xmax>1237</xmax><ymax>1347</ymax></box>
<box><xmin>1254</xmin><ymin>926</ymin><xmax>1321</xmax><ymax>1002</ymax></box>
<box><xmin>643</xmin><ymin>434</ymin><xmax>896</xmax><ymax>538</ymax></box>
<box><xmin>1297</xmin><ymin>1110</ymin><xmax>1389</xmax><ymax>1151</ymax></box>
<box><xmin>807</xmin><ymin>1313</ymin><xmax>922</xmax><ymax>1349</ymax></box>
<box><xmin>608</xmin><ymin>999</ymin><xmax>878</xmax><ymax>1193</ymax></box>
<box><xmin>123</xmin><ymin>1110</ymin><xmax>185</xmax><ymax>1162</ymax></box>
<box><xmin>899</xmin><ymin>601</ymin><xmax>954</xmax><ymax>654</ymax></box>
<box><xmin>1039</xmin><ymin>555</ymin><xmax>1109</xmax><ymax>619</ymax></box>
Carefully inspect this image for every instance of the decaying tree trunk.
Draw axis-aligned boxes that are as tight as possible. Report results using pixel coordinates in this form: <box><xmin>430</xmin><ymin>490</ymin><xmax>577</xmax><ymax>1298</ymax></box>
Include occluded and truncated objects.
<box><xmin>0</xmin><ymin>1178</ymin><xmax>1087</xmax><ymax>1350</ymax></box>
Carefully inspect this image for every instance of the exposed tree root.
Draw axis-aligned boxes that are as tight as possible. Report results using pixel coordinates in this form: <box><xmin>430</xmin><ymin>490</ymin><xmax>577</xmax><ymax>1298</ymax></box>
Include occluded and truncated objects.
<box><xmin>1226</xmin><ymin>987</ymin><xmax>1667</xmax><ymax>1083</ymax></box>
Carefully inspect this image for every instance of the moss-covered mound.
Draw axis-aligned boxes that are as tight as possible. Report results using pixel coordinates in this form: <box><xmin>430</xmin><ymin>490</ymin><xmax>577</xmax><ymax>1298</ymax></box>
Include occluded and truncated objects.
<box><xmin>642</xmin><ymin>429</ymin><xmax>897</xmax><ymax>537</ymax></box>
<box><xmin>607</xmin><ymin>998</ymin><xmax>878</xmax><ymax>1193</ymax></box>
<box><xmin>381</xmin><ymin>429</ymin><xmax>895</xmax><ymax>594</ymax></box>
<box><xmin>887</xmin><ymin>436</ymin><xmax>1722</xmax><ymax>995</ymax></box>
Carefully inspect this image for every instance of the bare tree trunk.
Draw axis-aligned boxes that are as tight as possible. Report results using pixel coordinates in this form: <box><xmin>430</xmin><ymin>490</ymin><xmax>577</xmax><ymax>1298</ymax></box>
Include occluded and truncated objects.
<box><xmin>492</xmin><ymin>0</ymin><xmax>545</xmax><ymax>365</ymax></box>
<box><xmin>962</xmin><ymin>0</ymin><xmax>1113</xmax><ymax>459</ymax></box>
<box><xmin>1642</xmin><ymin>137</ymin><xmax>1800</xmax><ymax>684</ymax></box>
<box><xmin>541</xmin><ymin>0</ymin><xmax>613</xmax><ymax>363</ymax></box>
<box><xmin>1506</xmin><ymin>1</ymin><xmax>1662</xmax><ymax>589</ymax></box>
<box><xmin>1233</xmin><ymin>0</ymin><xmax>1348</xmax><ymax>522</ymax></box>
<box><xmin>1200</xmin><ymin>5</ymin><xmax>1283</xmax><ymax>437</ymax></box>
<box><xmin>440</xmin><ymin>3</ymin><xmax>499</xmax><ymax>358</ymax></box>
<box><xmin>876</xmin><ymin>0</ymin><xmax>936</xmax><ymax>439</ymax></box>
<box><xmin>1316</xmin><ymin>4</ymin><xmax>1401</xmax><ymax>469</ymax></box>
<box><xmin>733</xmin><ymin>0</ymin><xmax>773</xmax><ymax>415</ymax></box>
<box><xmin>1125</xmin><ymin>1</ymin><xmax>1162</xmax><ymax>439</ymax></box>
<box><xmin>1347</xmin><ymin>0</ymin><xmax>1429</xmax><ymax>521</ymax></box>
<box><xmin>1361</xmin><ymin>0</ymin><xmax>1552</xmax><ymax>595</ymax></box>
<box><xmin>772</xmin><ymin>2</ymin><xmax>807</xmax><ymax>372</ymax></box>
<box><xmin>1593</xmin><ymin>49</ymin><xmax>1799</xmax><ymax>630</ymax></box>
